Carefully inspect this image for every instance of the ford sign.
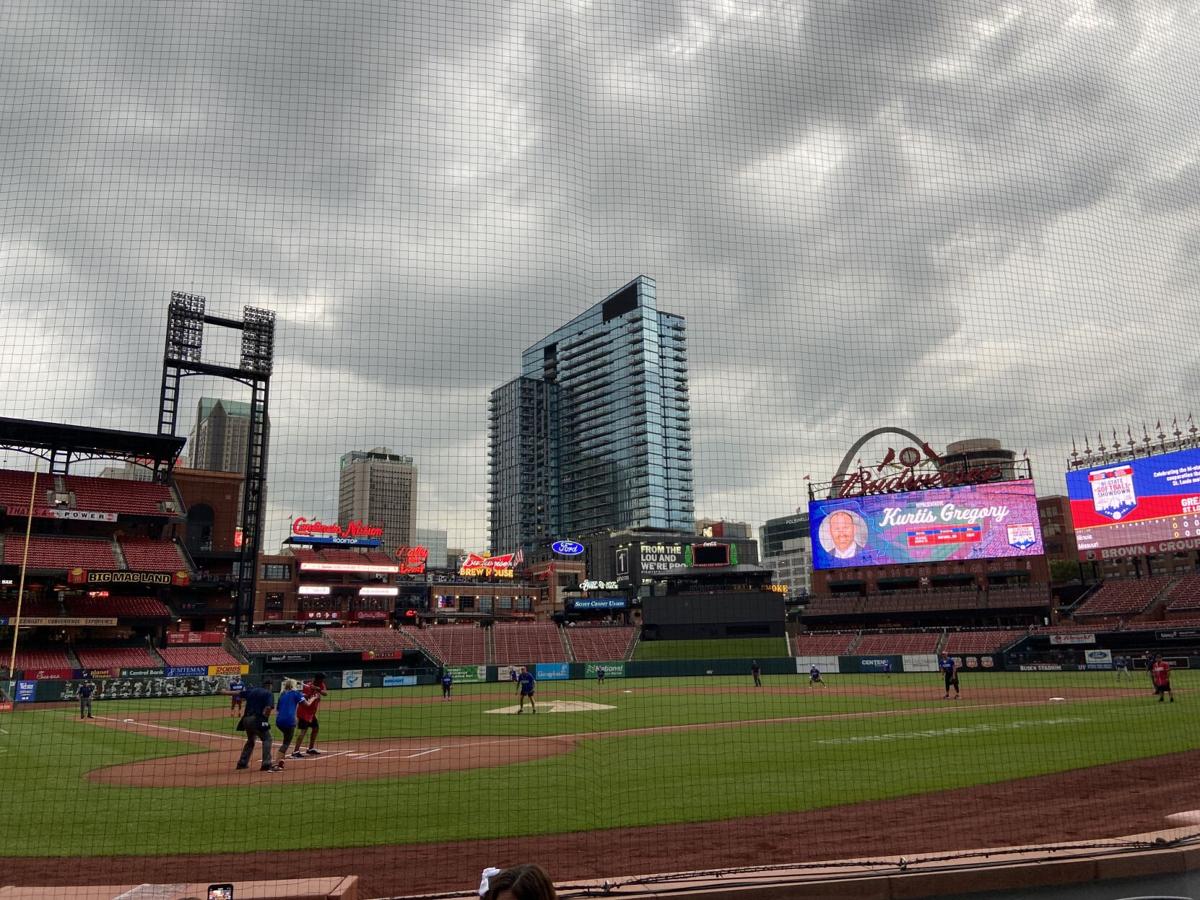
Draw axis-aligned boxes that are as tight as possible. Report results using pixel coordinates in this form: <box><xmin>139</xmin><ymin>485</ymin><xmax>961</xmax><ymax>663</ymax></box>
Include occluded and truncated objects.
<box><xmin>552</xmin><ymin>540</ymin><xmax>585</xmax><ymax>556</ymax></box>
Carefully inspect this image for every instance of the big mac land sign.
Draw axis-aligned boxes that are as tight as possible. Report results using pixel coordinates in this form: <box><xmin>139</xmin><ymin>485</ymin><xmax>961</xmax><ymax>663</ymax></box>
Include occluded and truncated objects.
<box><xmin>288</xmin><ymin>517</ymin><xmax>384</xmax><ymax>548</ymax></box>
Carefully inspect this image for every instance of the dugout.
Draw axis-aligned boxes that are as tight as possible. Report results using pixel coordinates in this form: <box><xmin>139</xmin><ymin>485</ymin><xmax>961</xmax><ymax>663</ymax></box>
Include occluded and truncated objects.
<box><xmin>641</xmin><ymin>564</ymin><xmax>785</xmax><ymax>640</ymax></box>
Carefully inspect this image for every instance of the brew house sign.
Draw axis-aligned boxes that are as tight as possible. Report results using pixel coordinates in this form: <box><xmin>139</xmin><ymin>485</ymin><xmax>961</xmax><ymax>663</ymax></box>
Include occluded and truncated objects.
<box><xmin>835</xmin><ymin>444</ymin><xmax>1004</xmax><ymax>498</ymax></box>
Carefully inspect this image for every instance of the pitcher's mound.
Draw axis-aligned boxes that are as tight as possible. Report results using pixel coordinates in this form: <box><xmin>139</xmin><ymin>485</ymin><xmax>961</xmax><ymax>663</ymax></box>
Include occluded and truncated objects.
<box><xmin>485</xmin><ymin>701</ymin><xmax>615</xmax><ymax>715</ymax></box>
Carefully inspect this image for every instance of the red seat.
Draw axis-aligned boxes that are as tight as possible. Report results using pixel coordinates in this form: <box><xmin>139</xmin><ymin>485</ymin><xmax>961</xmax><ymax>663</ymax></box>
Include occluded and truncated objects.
<box><xmin>565</xmin><ymin>625</ymin><xmax>636</xmax><ymax>661</ymax></box>
<box><xmin>64</xmin><ymin>475</ymin><xmax>174</xmax><ymax>516</ymax></box>
<box><xmin>239</xmin><ymin>635</ymin><xmax>335</xmax><ymax>654</ymax></box>
<box><xmin>1074</xmin><ymin>577</ymin><xmax>1171</xmax><ymax>616</ymax></box>
<box><xmin>854</xmin><ymin>633</ymin><xmax>942</xmax><ymax>654</ymax></box>
<box><xmin>493</xmin><ymin>623</ymin><xmax>567</xmax><ymax>664</ymax></box>
<box><xmin>944</xmin><ymin>630</ymin><xmax>1024</xmax><ymax>654</ymax></box>
<box><xmin>75</xmin><ymin>646</ymin><xmax>160</xmax><ymax>668</ymax></box>
<box><xmin>3</xmin><ymin>536</ymin><xmax>117</xmax><ymax>570</ymax></box>
<box><xmin>403</xmin><ymin>625</ymin><xmax>486</xmax><ymax>665</ymax></box>
<box><xmin>323</xmin><ymin>627</ymin><xmax>421</xmax><ymax>653</ymax></box>
<box><xmin>119</xmin><ymin>538</ymin><xmax>188</xmax><ymax>572</ymax></box>
<box><xmin>10</xmin><ymin>648</ymin><xmax>73</xmax><ymax>672</ymax></box>
<box><xmin>790</xmin><ymin>633</ymin><xmax>857</xmax><ymax>655</ymax></box>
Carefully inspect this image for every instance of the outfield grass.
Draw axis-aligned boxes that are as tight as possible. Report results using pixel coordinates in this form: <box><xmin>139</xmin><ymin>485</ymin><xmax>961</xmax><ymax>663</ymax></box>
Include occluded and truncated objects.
<box><xmin>632</xmin><ymin>637</ymin><xmax>788</xmax><ymax>659</ymax></box>
<box><xmin>0</xmin><ymin>671</ymin><xmax>1189</xmax><ymax>857</ymax></box>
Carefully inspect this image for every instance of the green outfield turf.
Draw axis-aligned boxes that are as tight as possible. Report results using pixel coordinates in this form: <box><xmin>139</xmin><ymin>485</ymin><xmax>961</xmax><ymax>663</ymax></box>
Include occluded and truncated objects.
<box><xmin>632</xmin><ymin>637</ymin><xmax>788</xmax><ymax>659</ymax></box>
<box><xmin>0</xmin><ymin>670</ymin><xmax>1189</xmax><ymax>858</ymax></box>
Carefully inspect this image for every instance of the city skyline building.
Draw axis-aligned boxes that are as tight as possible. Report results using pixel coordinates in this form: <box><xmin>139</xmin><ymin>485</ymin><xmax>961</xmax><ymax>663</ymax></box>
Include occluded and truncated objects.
<box><xmin>415</xmin><ymin>527</ymin><xmax>449</xmax><ymax>571</ymax></box>
<box><xmin>188</xmin><ymin>397</ymin><xmax>264</xmax><ymax>474</ymax></box>
<box><xmin>337</xmin><ymin>447</ymin><xmax>418</xmax><ymax>554</ymax></box>
<box><xmin>488</xmin><ymin>275</ymin><xmax>694</xmax><ymax>557</ymax></box>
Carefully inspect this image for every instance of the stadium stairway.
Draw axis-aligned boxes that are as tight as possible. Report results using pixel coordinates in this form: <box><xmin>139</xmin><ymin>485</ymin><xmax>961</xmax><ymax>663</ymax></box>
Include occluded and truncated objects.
<box><xmin>484</xmin><ymin>626</ymin><xmax>496</xmax><ymax>665</ymax></box>
<box><xmin>1134</xmin><ymin>576</ymin><xmax>1182</xmax><ymax>623</ymax></box>
<box><xmin>935</xmin><ymin>631</ymin><xmax>949</xmax><ymax>655</ymax></box>
<box><xmin>559</xmin><ymin>625</ymin><xmax>576</xmax><ymax>662</ymax></box>
<box><xmin>111</xmin><ymin>539</ymin><xmax>127</xmax><ymax>569</ymax></box>
<box><xmin>844</xmin><ymin>633</ymin><xmax>864</xmax><ymax>654</ymax></box>
<box><xmin>222</xmin><ymin>635</ymin><xmax>248</xmax><ymax>664</ymax></box>
<box><xmin>625</xmin><ymin>626</ymin><xmax>641</xmax><ymax>660</ymax></box>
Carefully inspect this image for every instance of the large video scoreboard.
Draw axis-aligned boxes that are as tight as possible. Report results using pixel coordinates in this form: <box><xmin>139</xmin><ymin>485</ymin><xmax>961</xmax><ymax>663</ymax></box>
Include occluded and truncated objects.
<box><xmin>1067</xmin><ymin>446</ymin><xmax>1200</xmax><ymax>557</ymax></box>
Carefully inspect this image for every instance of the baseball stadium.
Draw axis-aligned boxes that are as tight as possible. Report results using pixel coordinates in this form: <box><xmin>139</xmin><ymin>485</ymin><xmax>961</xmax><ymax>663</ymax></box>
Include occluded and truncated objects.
<box><xmin>4</xmin><ymin>2</ymin><xmax>1200</xmax><ymax>899</ymax></box>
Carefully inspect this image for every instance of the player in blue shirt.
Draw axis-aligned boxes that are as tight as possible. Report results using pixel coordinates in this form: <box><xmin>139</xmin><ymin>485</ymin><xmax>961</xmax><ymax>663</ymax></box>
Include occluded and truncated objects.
<box><xmin>939</xmin><ymin>652</ymin><xmax>960</xmax><ymax>699</ymax></box>
<box><xmin>273</xmin><ymin>677</ymin><xmax>310</xmax><ymax>766</ymax></box>
<box><xmin>441</xmin><ymin>670</ymin><xmax>453</xmax><ymax>701</ymax></box>
<box><xmin>809</xmin><ymin>665</ymin><xmax>826</xmax><ymax>687</ymax></box>
<box><xmin>516</xmin><ymin>666</ymin><xmax>536</xmax><ymax>714</ymax></box>
<box><xmin>229</xmin><ymin>675</ymin><xmax>245</xmax><ymax>717</ymax></box>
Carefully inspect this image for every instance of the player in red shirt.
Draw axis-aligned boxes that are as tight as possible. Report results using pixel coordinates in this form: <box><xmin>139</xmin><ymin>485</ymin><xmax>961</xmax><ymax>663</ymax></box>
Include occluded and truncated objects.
<box><xmin>1151</xmin><ymin>655</ymin><xmax>1174</xmax><ymax>703</ymax></box>
<box><xmin>292</xmin><ymin>673</ymin><xmax>328</xmax><ymax>756</ymax></box>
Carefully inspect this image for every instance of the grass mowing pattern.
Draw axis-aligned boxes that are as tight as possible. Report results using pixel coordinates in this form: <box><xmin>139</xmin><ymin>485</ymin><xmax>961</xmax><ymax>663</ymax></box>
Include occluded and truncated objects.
<box><xmin>0</xmin><ymin>672</ymin><xmax>1187</xmax><ymax>856</ymax></box>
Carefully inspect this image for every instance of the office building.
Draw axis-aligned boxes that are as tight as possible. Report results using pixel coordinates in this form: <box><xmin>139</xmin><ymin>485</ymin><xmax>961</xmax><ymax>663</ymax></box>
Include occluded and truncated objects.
<box><xmin>189</xmin><ymin>397</ymin><xmax>265</xmax><ymax>474</ymax></box>
<box><xmin>337</xmin><ymin>448</ymin><xmax>417</xmax><ymax>553</ymax></box>
<box><xmin>489</xmin><ymin>275</ymin><xmax>693</xmax><ymax>556</ymax></box>
<box><xmin>760</xmin><ymin>511</ymin><xmax>811</xmax><ymax>599</ymax></box>
<box><xmin>760</xmin><ymin>511</ymin><xmax>810</xmax><ymax>558</ymax></box>
<box><xmin>695</xmin><ymin>518</ymin><xmax>752</xmax><ymax>539</ymax></box>
<box><xmin>415</xmin><ymin>527</ymin><xmax>449</xmax><ymax>571</ymax></box>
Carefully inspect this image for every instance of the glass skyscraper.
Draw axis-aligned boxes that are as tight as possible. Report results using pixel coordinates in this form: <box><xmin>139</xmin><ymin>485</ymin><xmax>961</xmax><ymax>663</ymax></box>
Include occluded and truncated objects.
<box><xmin>489</xmin><ymin>275</ymin><xmax>693</xmax><ymax>555</ymax></box>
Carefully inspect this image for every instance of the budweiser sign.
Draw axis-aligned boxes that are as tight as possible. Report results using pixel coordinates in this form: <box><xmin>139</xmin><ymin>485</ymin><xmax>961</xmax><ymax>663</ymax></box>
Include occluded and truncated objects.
<box><xmin>834</xmin><ymin>444</ymin><xmax>1004</xmax><ymax>498</ymax></box>
<box><xmin>459</xmin><ymin>552</ymin><xmax>516</xmax><ymax>578</ymax></box>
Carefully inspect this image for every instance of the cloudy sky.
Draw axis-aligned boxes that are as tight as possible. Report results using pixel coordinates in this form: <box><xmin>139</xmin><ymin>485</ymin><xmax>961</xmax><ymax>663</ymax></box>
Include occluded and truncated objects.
<box><xmin>2</xmin><ymin>0</ymin><xmax>1198</xmax><ymax>550</ymax></box>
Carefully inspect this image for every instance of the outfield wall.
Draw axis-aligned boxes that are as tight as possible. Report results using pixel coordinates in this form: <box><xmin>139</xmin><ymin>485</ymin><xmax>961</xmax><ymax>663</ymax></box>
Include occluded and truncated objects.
<box><xmin>9</xmin><ymin>652</ymin><xmax>1189</xmax><ymax>703</ymax></box>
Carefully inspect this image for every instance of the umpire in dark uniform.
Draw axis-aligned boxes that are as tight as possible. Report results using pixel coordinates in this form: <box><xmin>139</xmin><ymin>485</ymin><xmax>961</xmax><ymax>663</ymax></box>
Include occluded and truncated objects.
<box><xmin>234</xmin><ymin>678</ymin><xmax>278</xmax><ymax>772</ymax></box>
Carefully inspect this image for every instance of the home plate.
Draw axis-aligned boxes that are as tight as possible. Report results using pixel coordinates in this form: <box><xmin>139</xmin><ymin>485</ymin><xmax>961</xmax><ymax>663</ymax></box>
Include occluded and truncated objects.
<box><xmin>1167</xmin><ymin>810</ymin><xmax>1200</xmax><ymax>826</ymax></box>
<box><xmin>485</xmin><ymin>701</ymin><xmax>616</xmax><ymax>715</ymax></box>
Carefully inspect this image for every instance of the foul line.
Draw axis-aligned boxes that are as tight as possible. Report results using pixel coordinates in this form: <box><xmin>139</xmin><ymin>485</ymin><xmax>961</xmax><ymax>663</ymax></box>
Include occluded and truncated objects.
<box><xmin>93</xmin><ymin>715</ymin><xmax>242</xmax><ymax>742</ymax></box>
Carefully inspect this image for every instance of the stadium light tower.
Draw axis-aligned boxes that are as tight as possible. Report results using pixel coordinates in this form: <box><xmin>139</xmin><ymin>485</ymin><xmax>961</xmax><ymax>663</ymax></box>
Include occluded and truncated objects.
<box><xmin>159</xmin><ymin>291</ymin><xmax>275</xmax><ymax>636</ymax></box>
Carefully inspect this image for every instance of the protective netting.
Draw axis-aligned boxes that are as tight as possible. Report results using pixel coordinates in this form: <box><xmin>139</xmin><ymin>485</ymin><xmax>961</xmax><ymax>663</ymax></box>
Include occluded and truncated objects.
<box><xmin>3</xmin><ymin>1</ymin><xmax>1200</xmax><ymax>898</ymax></box>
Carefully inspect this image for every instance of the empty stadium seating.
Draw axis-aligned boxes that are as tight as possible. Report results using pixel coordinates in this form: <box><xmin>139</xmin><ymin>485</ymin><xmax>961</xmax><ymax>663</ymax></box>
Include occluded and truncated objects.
<box><xmin>74</xmin><ymin>646</ymin><xmax>161</xmax><ymax>669</ymax></box>
<box><xmin>118</xmin><ymin>538</ymin><xmax>188</xmax><ymax>572</ymax></box>
<box><xmin>10</xmin><ymin>648</ymin><xmax>74</xmax><ymax>672</ymax></box>
<box><xmin>853</xmin><ymin>632</ymin><xmax>942</xmax><ymax>654</ymax></box>
<box><xmin>403</xmin><ymin>625</ymin><xmax>486</xmax><ymax>664</ymax></box>
<box><xmin>68</xmin><ymin>596</ymin><xmax>171</xmax><ymax>618</ymax></box>
<box><xmin>985</xmin><ymin>587</ymin><xmax>1051</xmax><ymax>609</ymax></box>
<box><xmin>323</xmin><ymin>627</ymin><xmax>421</xmax><ymax>654</ymax></box>
<box><xmin>565</xmin><ymin>625</ymin><xmax>637</xmax><ymax>661</ymax></box>
<box><xmin>64</xmin><ymin>475</ymin><xmax>174</xmax><ymax>516</ymax></box>
<box><xmin>0</xmin><ymin>469</ymin><xmax>48</xmax><ymax>509</ymax></box>
<box><xmin>790</xmin><ymin>632</ymin><xmax>857</xmax><ymax>656</ymax></box>
<box><xmin>944</xmin><ymin>630</ymin><xmax>1025</xmax><ymax>654</ymax></box>
<box><xmin>1073</xmin><ymin>576</ymin><xmax>1171</xmax><ymax>617</ymax></box>
<box><xmin>3</xmin><ymin>536</ymin><xmax>117</xmax><ymax>570</ymax></box>
<box><xmin>239</xmin><ymin>635</ymin><xmax>336</xmax><ymax>654</ymax></box>
<box><xmin>493</xmin><ymin>623</ymin><xmax>567</xmax><ymax>664</ymax></box>
<box><xmin>158</xmin><ymin>645</ymin><xmax>241</xmax><ymax>667</ymax></box>
<box><xmin>1166</xmin><ymin>575</ymin><xmax>1200</xmax><ymax>613</ymax></box>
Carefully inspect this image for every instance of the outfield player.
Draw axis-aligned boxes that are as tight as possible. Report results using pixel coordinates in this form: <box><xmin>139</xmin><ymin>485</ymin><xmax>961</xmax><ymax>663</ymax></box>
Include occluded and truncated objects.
<box><xmin>229</xmin><ymin>674</ymin><xmax>245</xmax><ymax>717</ymax></box>
<box><xmin>77</xmin><ymin>677</ymin><xmax>96</xmax><ymax>719</ymax></box>
<box><xmin>939</xmin><ymin>651</ymin><xmax>960</xmax><ymax>699</ymax></box>
<box><xmin>596</xmin><ymin>666</ymin><xmax>606</xmax><ymax>684</ymax></box>
<box><xmin>441</xmin><ymin>669</ymin><xmax>453</xmax><ymax>701</ymax></box>
<box><xmin>1115</xmin><ymin>655</ymin><xmax>1130</xmax><ymax>679</ymax></box>
<box><xmin>292</xmin><ymin>672</ymin><xmax>327</xmax><ymax>756</ymax></box>
<box><xmin>808</xmin><ymin>665</ymin><xmax>826</xmax><ymax>687</ymax></box>
<box><xmin>1151</xmin><ymin>654</ymin><xmax>1174</xmax><ymax>703</ymax></box>
<box><xmin>751</xmin><ymin>661</ymin><xmax>762</xmax><ymax>688</ymax></box>
<box><xmin>517</xmin><ymin>666</ymin><xmax>537</xmax><ymax>714</ymax></box>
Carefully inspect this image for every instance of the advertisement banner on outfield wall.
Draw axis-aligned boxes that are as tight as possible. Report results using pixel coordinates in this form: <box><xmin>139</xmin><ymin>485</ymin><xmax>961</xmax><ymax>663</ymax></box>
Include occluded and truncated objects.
<box><xmin>795</xmin><ymin>656</ymin><xmax>840</xmax><ymax>675</ymax></box>
<box><xmin>584</xmin><ymin>662</ymin><xmax>625</xmax><ymax>679</ymax></box>
<box><xmin>535</xmin><ymin>662</ymin><xmax>570</xmax><ymax>680</ymax></box>
<box><xmin>1049</xmin><ymin>633</ymin><xmax>1096</xmax><ymax>645</ymax></box>
<box><xmin>382</xmin><ymin>675</ymin><xmax>418</xmax><ymax>687</ymax></box>
<box><xmin>58</xmin><ymin>674</ymin><xmax>239</xmax><ymax>701</ymax></box>
<box><xmin>165</xmin><ymin>666</ymin><xmax>208</xmax><ymax>677</ymax></box>
<box><xmin>209</xmin><ymin>664</ymin><xmax>249</xmax><ymax>676</ymax></box>
<box><xmin>15</xmin><ymin>681</ymin><xmax>36</xmax><ymax>702</ymax></box>
<box><xmin>342</xmin><ymin>669</ymin><xmax>363</xmax><ymax>688</ymax></box>
<box><xmin>902</xmin><ymin>654</ymin><xmax>940</xmax><ymax>673</ymax></box>
<box><xmin>1085</xmin><ymin>649</ymin><xmax>1113</xmax><ymax>670</ymax></box>
<box><xmin>447</xmin><ymin>665</ymin><xmax>487</xmax><ymax>683</ymax></box>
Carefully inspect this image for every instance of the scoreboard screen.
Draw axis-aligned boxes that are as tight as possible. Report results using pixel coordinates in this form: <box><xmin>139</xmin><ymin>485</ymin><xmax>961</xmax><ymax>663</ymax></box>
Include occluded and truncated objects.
<box><xmin>809</xmin><ymin>479</ymin><xmax>1043</xmax><ymax>570</ymax></box>
<box><xmin>1067</xmin><ymin>446</ymin><xmax>1200</xmax><ymax>556</ymax></box>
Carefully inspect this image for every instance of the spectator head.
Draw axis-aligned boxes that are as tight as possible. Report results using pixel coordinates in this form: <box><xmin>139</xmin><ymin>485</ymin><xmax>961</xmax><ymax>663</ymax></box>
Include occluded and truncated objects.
<box><xmin>262</xmin><ymin>678</ymin><xmax>274</xmax><ymax>689</ymax></box>
<box><xmin>480</xmin><ymin>864</ymin><xmax>556</xmax><ymax>900</ymax></box>
<box><xmin>282</xmin><ymin>678</ymin><xmax>297</xmax><ymax>691</ymax></box>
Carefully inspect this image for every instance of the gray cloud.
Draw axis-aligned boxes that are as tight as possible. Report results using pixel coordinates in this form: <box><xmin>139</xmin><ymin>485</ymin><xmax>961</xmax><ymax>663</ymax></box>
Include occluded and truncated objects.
<box><xmin>2</xmin><ymin>0</ymin><xmax>1199</xmax><ymax>546</ymax></box>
